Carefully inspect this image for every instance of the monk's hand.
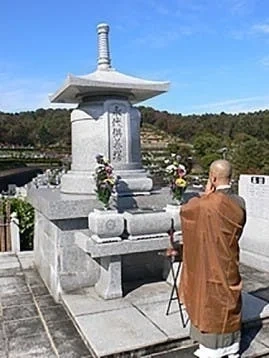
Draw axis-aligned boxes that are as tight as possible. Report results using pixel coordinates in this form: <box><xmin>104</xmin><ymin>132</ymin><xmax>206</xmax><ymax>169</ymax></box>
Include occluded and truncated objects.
<box><xmin>200</xmin><ymin>178</ymin><xmax>215</xmax><ymax>196</ymax></box>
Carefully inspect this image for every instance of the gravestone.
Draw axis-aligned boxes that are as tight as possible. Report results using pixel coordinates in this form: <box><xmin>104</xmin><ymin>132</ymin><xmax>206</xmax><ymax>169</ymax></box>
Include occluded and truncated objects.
<box><xmin>239</xmin><ymin>174</ymin><xmax>269</xmax><ymax>272</ymax></box>
<box><xmin>28</xmin><ymin>23</ymin><xmax>179</xmax><ymax>301</ymax></box>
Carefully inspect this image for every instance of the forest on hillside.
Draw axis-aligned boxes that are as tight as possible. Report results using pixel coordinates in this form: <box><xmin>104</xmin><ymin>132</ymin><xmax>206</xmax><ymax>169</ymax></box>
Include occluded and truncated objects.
<box><xmin>0</xmin><ymin>106</ymin><xmax>268</xmax><ymax>175</ymax></box>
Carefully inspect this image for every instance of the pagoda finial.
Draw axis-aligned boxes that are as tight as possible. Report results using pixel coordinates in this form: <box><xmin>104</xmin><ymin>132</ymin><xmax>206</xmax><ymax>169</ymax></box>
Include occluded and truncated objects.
<box><xmin>97</xmin><ymin>23</ymin><xmax>111</xmax><ymax>70</ymax></box>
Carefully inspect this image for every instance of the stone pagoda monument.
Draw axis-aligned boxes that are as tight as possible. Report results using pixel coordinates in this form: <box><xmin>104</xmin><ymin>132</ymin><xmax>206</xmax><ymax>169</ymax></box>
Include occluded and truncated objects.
<box><xmin>50</xmin><ymin>23</ymin><xmax>169</xmax><ymax>196</ymax></box>
<box><xmin>28</xmin><ymin>24</ymin><xmax>180</xmax><ymax>301</ymax></box>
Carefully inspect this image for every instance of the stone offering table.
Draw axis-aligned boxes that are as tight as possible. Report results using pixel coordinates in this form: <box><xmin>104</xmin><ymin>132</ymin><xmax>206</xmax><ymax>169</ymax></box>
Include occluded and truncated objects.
<box><xmin>76</xmin><ymin>232</ymin><xmax>177</xmax><ymax>299</ymax></box>
<box><xmin>75</xmin><ymin>207</ymin><xmax>181</xmax><ymax>299</ymax></box>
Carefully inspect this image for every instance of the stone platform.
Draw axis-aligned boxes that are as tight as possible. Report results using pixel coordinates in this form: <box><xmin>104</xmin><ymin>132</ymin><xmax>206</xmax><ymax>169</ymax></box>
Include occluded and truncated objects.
<box><xmin>1</xmin><ymin>253</ymin><xmax>269</xmax><ymax>357</ymax></box>
<box><xmin>62</xmin><ymin>264</ymin><xmax>269</xmax><ymax>358</ymax></box>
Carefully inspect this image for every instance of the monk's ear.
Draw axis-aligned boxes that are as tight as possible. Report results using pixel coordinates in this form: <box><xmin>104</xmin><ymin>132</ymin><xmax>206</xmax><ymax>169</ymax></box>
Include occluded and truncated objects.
<box><xmin>211</xmin><ymin>175</ymin><xmax>217</xmax><ymax>185</ymax></box>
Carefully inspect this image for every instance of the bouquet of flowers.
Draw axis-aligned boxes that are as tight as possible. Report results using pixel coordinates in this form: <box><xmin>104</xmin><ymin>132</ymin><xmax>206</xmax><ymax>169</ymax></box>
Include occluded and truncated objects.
<box><xmin>165</xmin><ymin>154</ymin><xmax>187</xmax><ymax>202</ymax></box>
<box><xmin>94</xmin><ymin>154</ymin><xmax>116</xmax><ymax>208</ymax></box>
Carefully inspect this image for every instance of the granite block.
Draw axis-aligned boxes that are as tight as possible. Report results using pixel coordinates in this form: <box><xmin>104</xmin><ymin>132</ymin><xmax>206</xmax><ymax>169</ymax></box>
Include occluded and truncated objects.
<box><xmin>28</xmin><ymin>186</ymin><xmax>99</xmax><ymax>220</ymax></box>
<box><xmin>7</xmin><ymin>333</ymin><xmax>56</xmax><ymax>358</ymax></box>
<box><xmin>4</xmin><ymin>317</ymin><xmax>46</xmax><ymax>338</ymax></box>
<box><xmin>254</xmin><ymin>323</ymin><xmax>269</xmax><ymax>348</ymax></box>
<box><xmin>35</xmin><ymin>295</ymin><xmax>59</xmax><ymax>308</ymax></box>
<box><xmin>54</xmin><ymin>337</ymin><xmax>91</xmax><ymax>358</ymax></box>
<box><xmin>143</xmin><ymin>345</ymin><xmax>198</xmax><ymax>358</ymax></box>
<box><xmin>62</xmin><ymin>287</ymin><xmax>130</xmax><ymax>316</ymax></box>
<box><xmin>17</xmin><ymin>257</ymin><xmax>35</xmax><ymax>270</ymax></box>
<box><xmin>76</xmin><ymin>307</ymin><xmax>167</xmax><ymax>357</ymax></box>
<box><xmin>95</xmin><ymin>255</ymin><xmax>123</xmax><ymax>299</ymax></box>
<box><xmin>61</xmin><ymin>245</ymin><xmax>98</xmax><ymax>274</ymax></box>
<box><xmin>239</xmin><ymin>175</ymin><xmax>269</xmax><ymax>273</ymax></box>
<box><xmin>76</xmin><ymin>232</ymin><xmax>170</xmax><ymax>258</ymax></box>
<box><xmin>0</xmin><ymin>276</ymin><xmax>25</xmax><ymax>285</ymax></box>
<box><xmin>31</xmin><ymin>284</ymin><xmax>50</xmax><ymax>297</ymax></box>
<box><xmin>0</xmin><ymin>338</ymin><xmax>7</xmax><ymax>356</ymax></box>
<box><xmin>0</xmin><ymin>268</ymin><xmax>21</xmax><ymax>277</ymax></box>
<box><xmin>47</xmin><ymin>319</ymin><xmax>80</xmax><ymax>340</ymax></box>
<box><xmin>124</xmin><ymin>210</ymin><xmax>171</xmax><ymax>240</ymax></box>
<box><xmin>89</xmin><ymin>209</ymin><xmax>124</xmax><ymax>239</ymax></box>
<box><xmin>0</xmin><ymin>324</ymin><xmax>4</xmax><ymax>340</ymax></box>
<box><xmin>136</xmin><ymin>300</ymin><xmax>189</xmax><ymax>340</ymax></box>
<box><xmin>40</xmin><ymin>306</ymin><xmax>70</xmax><ymax>324</ymax></box>
<box><xmin>1</xmin><ymin>293</ymin><xmax>34</xmax><ymax>307</ymax></box>
<box><xmin>125</xmin><ymin>281</ymin><xmax>171</xmax><ymax>305</ymax></box>
<box><xmin>3</xmin><ymin>304</ymin><xmax>39</xmax><ymax>321</ymax></box>
<box><xmin>59</xmin><ymin>270</ymin><xmax>99</xmax><ymax>292</ymax></box>
<box><xmin>59</xmin><ymin>230</ymin><xmax>75</xmax><ymax>247</ymax></box>
<box><xmin>0</xmin><ymin>283</ymin><xmax>29</xmax><ymax>297</ymax></box>
<box><xmin>0</xmin><ymin>261</ymin><xmax>19</xmax><ymax>270</ymax></box>
<box><xmin>24</xmin><ymin>270</ymin><xmax>45</xmax><ymax>287</ymax></box>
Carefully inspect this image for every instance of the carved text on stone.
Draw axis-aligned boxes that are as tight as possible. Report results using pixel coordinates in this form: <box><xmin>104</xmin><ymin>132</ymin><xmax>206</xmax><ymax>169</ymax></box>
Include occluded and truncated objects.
<box><xmin>110</xmin><ymin>105</ymin><xmax>124</xmax><ymax>162</ymax></box>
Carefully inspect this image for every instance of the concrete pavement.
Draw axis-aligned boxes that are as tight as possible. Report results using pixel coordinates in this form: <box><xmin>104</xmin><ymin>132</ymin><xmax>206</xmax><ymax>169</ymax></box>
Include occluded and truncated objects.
<box><xmin>0</xmin><ymin>253</ymin><xmax>269</xmax><ymax>357</ymax></box>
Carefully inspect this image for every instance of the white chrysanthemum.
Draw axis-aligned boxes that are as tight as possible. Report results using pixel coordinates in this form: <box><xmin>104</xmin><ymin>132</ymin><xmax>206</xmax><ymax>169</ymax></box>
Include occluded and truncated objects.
<box><xmin>165</xmin><ymin>164</ymin><xmax>177</xmax><ymax>173</ymax></box>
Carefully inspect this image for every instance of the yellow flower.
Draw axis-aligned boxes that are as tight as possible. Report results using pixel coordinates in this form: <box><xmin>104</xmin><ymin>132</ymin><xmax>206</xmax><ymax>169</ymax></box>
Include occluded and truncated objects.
<box><xmin>104</xmin><ymin>178</ymin><xmax>115</xmax><ymax>185</ymax></box>
<box><xmin>175</xmin><ymin>178</ymin><xmax>186</xmax><ymax>187</ymax></box>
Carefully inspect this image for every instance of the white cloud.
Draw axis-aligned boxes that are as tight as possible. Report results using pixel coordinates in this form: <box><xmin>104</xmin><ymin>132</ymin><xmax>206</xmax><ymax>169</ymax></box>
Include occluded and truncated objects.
<box><xmin>252</xmin><ymin>23</ymin><xmax>269</xmax><ymax>34</ymax></box>
<box><xmin>229</xmin><ymin>0</ymin><xmax>248</xmax><ymax>14</ymax></box>
<box><xmin>0</xmin><ymin>71</ymin><xmax>75</xmax><ymax>113</ymax></box>
<box><xmin>259</xmin><ymin>56</ymin><xmax>269</xmax><ymax>67</ymax></box>
<box><xmin>231</xmin><ymin>21</ymin><xmax>269</xmax><ymax>41</ymax></box>
<box><xmin>190</xmin><ymin>95</ymin><xmax>269</xmax><ymax>114</ymax></box>
<box><xmin>220</xmin><ymin>0</ymin><xmax>256</xmax><ymax>16</ymax></box>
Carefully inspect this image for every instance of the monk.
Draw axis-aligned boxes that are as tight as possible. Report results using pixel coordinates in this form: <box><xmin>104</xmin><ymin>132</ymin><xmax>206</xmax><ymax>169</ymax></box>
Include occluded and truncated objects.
<box><xmin>179</xmin><ymin>160</ymin><xmax>246</xmax><ymax>358</ymax></box>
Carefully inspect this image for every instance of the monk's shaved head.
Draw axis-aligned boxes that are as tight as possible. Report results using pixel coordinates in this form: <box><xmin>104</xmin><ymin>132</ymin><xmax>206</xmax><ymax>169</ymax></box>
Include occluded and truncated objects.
<box><xmin>210</xmin><ymin>160</ymin><xmax>232</xmax><ymax>182</ymax></box>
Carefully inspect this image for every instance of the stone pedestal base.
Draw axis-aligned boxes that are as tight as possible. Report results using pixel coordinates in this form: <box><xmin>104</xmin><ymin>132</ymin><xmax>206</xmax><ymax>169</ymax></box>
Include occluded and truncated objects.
<box><xmin>61</xmin><ymin>170</ymin><xmax>96</xmax><ymax>195</ymax></box>
<box><xmin>28</xmin><ymin>185</ymin><xmax>181</xmax><ymax>301</ymax></box>
<box><xmin>116</xmin><ymin>169</ymin><xmax>153</xmax><ymax>196</ymax></box>
<box><xmin>95</xmin><ymin>255</ymin><xmax>122</xmax><ymax>299</ymax></box>
<box><xmin>28</xmin><ymin>185</ymin><xmax>101</xmax><ymax>301</ymax></box>
<box><xmin>61</xmin><ymin>169</ymin><xmax>153</xmax><ymax>196</ymax></box>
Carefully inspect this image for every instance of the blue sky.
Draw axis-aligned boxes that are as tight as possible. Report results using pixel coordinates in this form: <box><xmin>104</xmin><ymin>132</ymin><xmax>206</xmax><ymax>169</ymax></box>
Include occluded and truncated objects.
<box><xmin>1</xmin><ymin>0</ymin><xmax>269</xmax><ymax>114</ymax></box>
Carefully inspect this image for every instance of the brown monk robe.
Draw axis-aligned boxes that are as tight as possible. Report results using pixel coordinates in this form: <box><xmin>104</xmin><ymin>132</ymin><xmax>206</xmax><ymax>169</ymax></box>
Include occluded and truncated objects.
<box><xmin>179</xmin><ymin>160</ymin><xmax>246</xmax><ymax>357</ymax></box>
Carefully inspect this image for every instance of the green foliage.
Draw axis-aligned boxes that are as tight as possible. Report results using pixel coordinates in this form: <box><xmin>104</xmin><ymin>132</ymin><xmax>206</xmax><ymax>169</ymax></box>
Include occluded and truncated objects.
<box><xmin>1</xmin><ymin>106</ymin><xmax>269</xmax><ymax>176</ymax></box>
<box><xmin>9</xmin><ymin>198</ymin><xmax>34</xmax><ymax>250</ymax></box>
<box><xmin>200</xmin><ymin>153</ymin><xmax>221</xmax><ymax>171</ymax></box>
<box><xmin>193</xmin><ymin>133</ymin><xmax>221</xmax><ymax>158</ymax></box>
<box><xmin>232</xmin><ymin>135</ymin><xmax>269</xmax><ymax>176</ymax></box>
<box><xmin>94</xmin><ymin>155</ymin><xmax>115</xmax><ymax>208</ymax></box>
<box><xmin>193</xmin><ymin>133</ymin><xmax>222</xmax><ymax>172</ymax></box>
<box><xmin>0</xmin><ymin>109</ymin><xmax>71</xmax><ymax>148</ymax></box>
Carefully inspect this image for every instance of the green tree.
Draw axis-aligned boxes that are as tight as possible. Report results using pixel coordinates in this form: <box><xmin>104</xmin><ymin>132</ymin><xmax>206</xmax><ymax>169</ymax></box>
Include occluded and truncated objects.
<box><xmin>232</xmin><ymin>134</ymin><xmax>267</xmax><ymax>176</ymax></box>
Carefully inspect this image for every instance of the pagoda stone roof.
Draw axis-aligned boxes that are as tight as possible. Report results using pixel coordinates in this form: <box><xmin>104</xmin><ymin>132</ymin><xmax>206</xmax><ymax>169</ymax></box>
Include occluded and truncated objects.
<box><xmin>50</xmin><ymin>23</ymin><xmax>169</xmax><ymax>104</ymax></box>
<box><xmin>49</xmin><ymin>69</ymin><xmax>169</xmax><ymax>104</ymax></box>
